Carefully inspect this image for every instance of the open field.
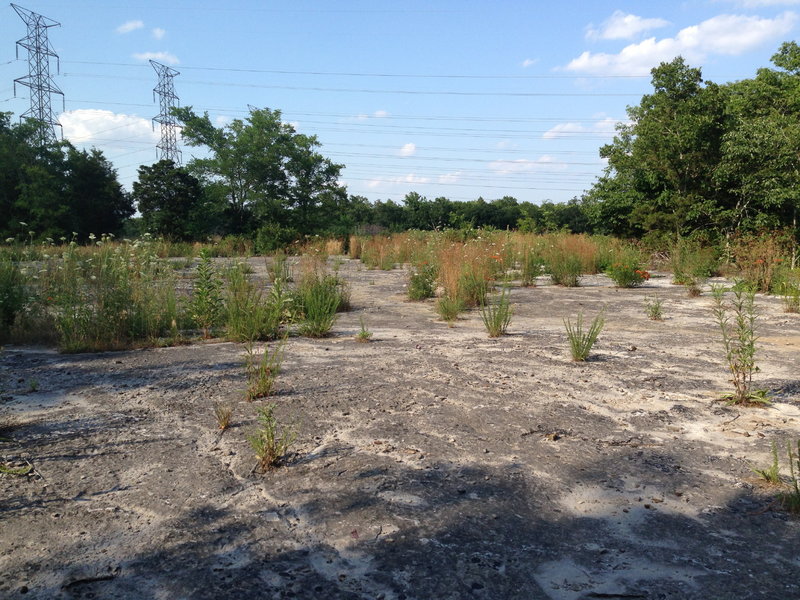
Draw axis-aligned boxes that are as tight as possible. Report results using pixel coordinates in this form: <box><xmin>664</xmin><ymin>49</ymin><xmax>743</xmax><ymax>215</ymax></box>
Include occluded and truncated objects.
<box><xmin>2</xmin><ymin>256</ymin><xmax>800</xmax><ymax>599</ymax></box>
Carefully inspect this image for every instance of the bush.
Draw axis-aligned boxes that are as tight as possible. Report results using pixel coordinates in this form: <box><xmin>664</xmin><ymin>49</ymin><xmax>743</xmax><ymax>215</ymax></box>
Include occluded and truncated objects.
<box><xmin>0</xmin><ymin>257</ymin><xmax>26</xmax><ymax>339</ymax></box>
<box><xmin>606</xmin><ymin>248</ymin><xmax>650</xmax><ymax>288</ymax></box>
<box><xmin>407</xmin><ymin>262</ymin><xmax>437</xmax><ymax>301</ymax></box>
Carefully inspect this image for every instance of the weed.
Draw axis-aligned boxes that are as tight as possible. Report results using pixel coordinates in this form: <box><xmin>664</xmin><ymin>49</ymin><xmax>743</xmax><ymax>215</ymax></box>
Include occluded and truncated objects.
<box><xmin>27</xmin><ymin>379</ymin><xmax>39</xmax><ymax>392</ymax></box>
<box><xmin>520</xmin><ymin>246</ymin><xmax>544</xmax><ymax>287</ymax></box>
<box><xmin>296</xmin><ymin>274</ymin><xmax>340</xmax><ymax>337</ymax></box>
<box><xmin>480</xmin><ymin>286</ymin><xmax>513</xmax><ymax>337</ymax></box>
<box><xmin>710</xmin><ymin>285</ymin><xmax>769</xmax><ymax>405</ymax></box>
<box><xmin>355</xmin><ymin>315</ymin><xmax>373</xmax><ymax>342</ymax></box>
<box><xmin>244</xmin><ymin>338</ymin><xmax>286</xmax><ymax>401</ymax></box>
<box><xmin>436</xmin><ymin>295</ymin><xmax>462</xmax><ymax>325</ymax></box>
<box><xmin>564</xmin><ymin>310</ymin><xmax>605</xmax><ymax>361</ymax></box>
<box><xmin>0</xmin><ymin>256</ymin><xmax>26</xmax><ymax>340</ymax></box>
<box><xmin>548</xmin><ymin>253</ymin><xmax>583</xmax><ymax>287</ymax></box>
<box><xmin>189</xmin><ymin>250</ymin><xmax>224</xmax><ymax>338</ymax></box>
<box><xmin>225</xmin><ymin>262</ymin><xmax>283</xmax><ymax>342</ymax></box>
<box><xmin>247</xmin><ymin>403</ymin><xmax>297</xmax><ymax>472</ymax></box>
<box><xmin>268</xmin><ymin>252</ymin><xmax>292</xmax><ymax>284</ymax></box>
<box><xmin>779</xmin><ymin>280</ymin><xmax>800</xmax><ymax>313</ymax></box>
<box><xmin>780</xmin><ymin>440</ymin><xmax>800</xmax><ymax>513</ymax></box>
<box><xmin>213</xmin><ymin>402</ymin><xmax>233</xmax><ymax>431</ymax></box>
<box><xmin>407</xmin><ymin>262</ymin><xmax>437</xmax><ymax>301</ymax></box>
<box><xmin>670</xmin><ymin>238</ymin><xmax>717</xmax><ymax>287</ymax></box>
<box><xmin>0</xmin><ymin>462</ymin><xmax>32</xmax><ymax>476</ymax></box>
<box><xmin>753</xmin><ymin>441</ymin><xmax>782</xmax><ymax>484</ymax></box>
<box><xmin>644</xmin><ymin>295</ymin><xmax>664</xmax><ymax>321</ymax></box>
<box><xmin>606</xmin><ymin>247</ymin><xmax>650</xmax><ymax>288</ymax></box>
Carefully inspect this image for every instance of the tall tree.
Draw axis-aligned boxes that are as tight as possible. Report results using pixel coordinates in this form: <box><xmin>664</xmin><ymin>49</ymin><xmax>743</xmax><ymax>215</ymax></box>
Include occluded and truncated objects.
<box><xmin>133</xmin><ymin>160</ymin><xmax>205</xmax><ymax>240</ymax></box>
<box><xmin>173</xmin><ymin>106</ymin><xmax>345</xmax><ymax>235</ymax></box>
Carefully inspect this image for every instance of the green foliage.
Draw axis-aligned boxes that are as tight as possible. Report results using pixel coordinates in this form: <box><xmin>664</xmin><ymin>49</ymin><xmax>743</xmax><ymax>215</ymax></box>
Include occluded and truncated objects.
<box><xmin>189</xmin><ymin>251</ymin><xmax>225</xmax><ymax>338</ymax></box>
<box><xmin>295</xmin><ymin>273</ymin><xmax>341</xmax><ymax>337</ymax></box>
<box><xmin>0</xmin><ymin>114</ymin><xmax>132</xmax><ymax>241</ymax></box>
<box><xmin>548</xmin><ymin>253</ymin><xmax>583</xmax><ymax>287</ymax></box>
<box><xmin>779</xmin><ymin>279</ymin><xmax>800</xmax><ymax>313</ymax></box>
<box><xmin>669</xmin><ymin>238</ymin><xmax>717</xmax><ymax>287</ymax></box>
<box><xmin>225</xmin><ymin>262</ymin><xmax>283</xmax><ymax>342</ymax></box>
<box><xmin>244</xmin><ymin>338</ymin><xmax>286</xmax><ymax>401</ymax></box>
<box><xmin>174</xmin><ymin>106</ymin><xmax>346</xmax><ymax>236</ymax></box>
<box><xmin>606</xmin><ymin>247</ymin><xmax>650</xmax><ymax>288</ymax></box>
<box><xmin>254</xmin><ymin>223</ymin><xmax>299</xmax><ymax>254</ymax></box>
<box><xmin>479</xmin><ymin>286</ymin><xmax>513</xmax><ymax>337</ymax></box>
<box><xmin>407</xmin><ymin>262</ymin><xmax>437</xmax><ymax>301</ymax></box>
<box><xmin>520</xmin><ymin>247</ymin><xmax>544</xmax><ymax>287</ymax></box>
<box><xmin>355</xmin><ymin>315</ymin><xmax>373</xmax><ymax>342</ymax></box>
<box><xmin>436</xmin><ymin>295</ymin><xmax>462</xmax><ymax>324</ymax></box>
<box><xmin>781</xmin><ymin>440</ymin><xmax>800</xmax><ymax>513</ymax></box>
<box><xmin>133</xmin><ymin>160</ymin><xmax>205</xmax><ymax>241</ymax></box>
<box><xmin>710</xmin><ymin>286</ymin><xmax>769</xmax><ymax>405</ymax></box>
<box><xmin>644</xmin><ymin>295</ymin><xmax>664</xmax><ymax>321</ymax></box>
<box><xmin>41</xmin><ymin>236</ymin><xmax>181</xmax><ymax>352</ymax></box>
<box><xmin>753</xmin><ymin>441</ymin><xmax>782</xmax><ymax>484</ymax></box>
<box><xmin>247</xmin><ymin>403</ymin><xmax>296</xmax><ymax>471</ymax></box>
<box><xmin>564</xmin><ymin>310</ymin><xmax>605</xmax><ymax>361</ymax></box>
<box><xmin>0</xmin><ymin>256</ymin><xmax>26</xmax><ymax>339</ymax></box>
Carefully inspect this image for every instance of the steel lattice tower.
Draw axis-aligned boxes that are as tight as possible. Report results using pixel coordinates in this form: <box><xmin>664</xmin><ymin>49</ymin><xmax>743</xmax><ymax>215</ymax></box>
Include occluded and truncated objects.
<box><xmin>150</xmin><ymin>60</ymin><xmax>181</xmax><ymax>165</ymax></box>
<box><xmin>11</xmin><ymin>3</ymin><xmax>64</xmax><ymax>145</ymax></box>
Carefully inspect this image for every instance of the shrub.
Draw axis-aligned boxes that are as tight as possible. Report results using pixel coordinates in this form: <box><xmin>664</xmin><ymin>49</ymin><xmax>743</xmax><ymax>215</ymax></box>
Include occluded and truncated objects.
<box><xmin>549</xmin><ymin>254</ymin><xmax>583</xmax><ymax>287</ymax></box>
<box><xmin>295</xmin><ymin>273</ymin><xmax>341</xmax><ymax>337</ymax></box>
<box><xmin>670</xmin><ymin>238</ymin><xmax>717</xmax><ymax>287</ymax></box>
<box><xmin>225</xmin><ymin>262</ymin><xmax>283</xmax><ymax>342</ymax></box>
<box><xmin>564</xmin><ymin>310</ymin><xmax>605</xmax><ymax>361</ymax></box>
<box><xmin>407</xmin><ymin>262</ymin><xmax>437</xmax><ymax>301</ymax></box>
<box><xmin>729</xmin><ymin>230</ymin><xmax>789</xmax><ymax>293</ymax></box>
<box><xmin>0</xmin><ymin>257</ymin><xmax>26</xmax><ymax>340</ymax></box>
<box><xmin>520</xmin><ymin>246</ymin><xmax>544</xmax><ymax>287</ymax></box>
<box><xmin>606</xmin><ymin>247</ymin><xmax>650</xmax><ymax>288</ymax></box>
<box><xmin>189</xmin><ymin>250</ymin><xmax>225</xmax><ymax>338</ymax></box>
<box><xmin>779</xmin><ymin>280</ymin><xmax>800</xmax><ymax>313</ymax></box>
<box><xmin>710</xmin><ymin>285</ymin><xmax>768</xmax><ymax>405</ymax></box>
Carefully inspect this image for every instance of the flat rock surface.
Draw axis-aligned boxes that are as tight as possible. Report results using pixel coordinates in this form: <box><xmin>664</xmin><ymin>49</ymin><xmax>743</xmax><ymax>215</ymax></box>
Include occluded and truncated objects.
<box><xmin>2</xmin><ymin>257</ymin><xmax>800</xmax><ymax>599</ymax></box>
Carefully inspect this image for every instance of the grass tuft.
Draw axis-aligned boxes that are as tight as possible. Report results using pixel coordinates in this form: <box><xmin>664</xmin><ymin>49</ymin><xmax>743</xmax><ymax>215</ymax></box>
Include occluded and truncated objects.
<box><xmin>564</xmin><ymin>310</ymin><xmax>605</xmax><ymax>361</ymax></box>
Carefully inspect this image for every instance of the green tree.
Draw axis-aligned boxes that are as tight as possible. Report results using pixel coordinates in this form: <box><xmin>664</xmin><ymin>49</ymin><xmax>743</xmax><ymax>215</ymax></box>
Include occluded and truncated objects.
<box><xmin>133</xmin><ymin>160</ymin><xmax>205</xmax><ymax>240</ymax></box>
<box><xmin>173</xmin><ymin>106</ymin><xmax>345</xmax><ymax>235</ymax></box>
<box><xmin>716</xmin><ymin>42</ymin><xmax>800</xmax><ymax>239</ymax></box>
<box><xmin>596</xmin><ymin>57</ymin><xmax>726</xmax><ymax>238</ymax></box>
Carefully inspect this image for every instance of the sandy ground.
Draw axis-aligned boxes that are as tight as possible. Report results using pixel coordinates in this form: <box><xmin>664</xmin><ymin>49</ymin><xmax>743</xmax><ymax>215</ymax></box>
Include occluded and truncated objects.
<box><xmin>2</xmin><ymin>257</ymin><xmax>800</xmax><ymax>600</ymax></box>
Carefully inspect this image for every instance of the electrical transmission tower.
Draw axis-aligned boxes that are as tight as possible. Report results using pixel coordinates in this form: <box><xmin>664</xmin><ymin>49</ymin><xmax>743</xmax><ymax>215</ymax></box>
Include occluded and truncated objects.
<box><xmin>150</xmin><ymin>60</ymin><xmax>181</xmax><ymax>165</ymax></box>
<box><xmin>11</xmin><ymin>3</ymin><xmax>65</xmax><ymax>145</ymax></box>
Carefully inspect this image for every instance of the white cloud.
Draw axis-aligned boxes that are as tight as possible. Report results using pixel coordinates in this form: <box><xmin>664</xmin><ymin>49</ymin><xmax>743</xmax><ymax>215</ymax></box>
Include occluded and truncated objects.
<box><xmin>116</xmin><ymin>20</ymin><xmax>144</xmax><ymax>34</ymax></box>
<box><xmin>489</xmin><ymin>156</ymin><xmax>567</xmax><ymax>175</ymax></box>
<box><xmin>542</xmin><ymin>117</ymin><xmax>620</xmax><ymax>139</ymax></box>
<box><xmin>60</xmin><ymin>109</ymin><xmax>159</xmax><ymax>150</ymax></box>
<box><xmin>399</xmin><ymin>142</ymin><xmax>416</xmax><ymax>157</ymax></box>
<box><xmin>565</xmin><ymin>12</ymin><xmax>797</xmax><ymax>75</ymax></box>
<box><xmin>353</xmin><ymin>109</ymin><xmax>389</xmax><ymax>121</ymax></box>
<box><xmin>133</xmin><ymin>51</ymin><xmax>179</xmax><ymax>65</ymax></box>
<box><xmin>366</xmin><ymin>173</ymin><xmax>431</xmax><ymax>188</ymax></box>
<box><xmin>152</xmin><ymin>28</ymin><xmax>166</xmax><ymax>40</ymax></box>
<box><xmin>586</xmin><ymin>11</ymin><xmax>669</xmax><ymax>41</ymax></box>
<box><xmin>522</xmin><ymin>58</ymin><xmax>539</xmax><ymax>68</ymax></box>
<box><xmin>438</xmin><ymin>171</ymin><xmax>462</xmax><ymax>184</ymax></box>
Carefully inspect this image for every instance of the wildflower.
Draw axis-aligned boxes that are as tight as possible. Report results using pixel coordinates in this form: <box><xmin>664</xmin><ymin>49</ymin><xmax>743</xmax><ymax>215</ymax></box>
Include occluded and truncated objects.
<box><xmin>754</xmin><ymin>259</ymin><xmax>765</xmax><ymax>265</ymax></box>
<box><xmin>5</xmin><ymin>237</ymin><xmax>14</xmax><ymax>243</ymax></box>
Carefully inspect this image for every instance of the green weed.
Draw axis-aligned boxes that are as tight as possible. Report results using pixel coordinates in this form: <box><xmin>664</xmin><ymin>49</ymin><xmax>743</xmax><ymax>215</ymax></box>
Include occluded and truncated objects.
<box><xmin>564</xmin><ymin>310</ymin><xmax>605</xmax><ymax>361</ymax></box>
<box><xmin>244</xmin><ymin>338</ymin><xmax>286</xmax><ymax>401</ymax></box>
<box><xmin>480</xmin><ymin>286</ymin><xmax>513</xmax><ymax>337</ymax></box>
<box><xmin>247</xmin><ymin>403</ymin><xmax>297</xmax><ymax>472</ymax></box>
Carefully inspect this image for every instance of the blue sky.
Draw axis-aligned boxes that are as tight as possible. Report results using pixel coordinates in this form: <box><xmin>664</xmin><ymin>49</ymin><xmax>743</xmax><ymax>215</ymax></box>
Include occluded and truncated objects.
<box><xmin>1</xmin><ymin>1</ymin><xmax>797</xmax><ymax>205</ymax></box>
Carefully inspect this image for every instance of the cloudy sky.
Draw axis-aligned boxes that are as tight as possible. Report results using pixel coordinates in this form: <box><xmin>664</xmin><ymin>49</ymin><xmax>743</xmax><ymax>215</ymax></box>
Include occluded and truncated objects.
<box><xmin>1</xmin><ymin>1</ymin><xmax>797</xmax><ymax>204</ymax></box>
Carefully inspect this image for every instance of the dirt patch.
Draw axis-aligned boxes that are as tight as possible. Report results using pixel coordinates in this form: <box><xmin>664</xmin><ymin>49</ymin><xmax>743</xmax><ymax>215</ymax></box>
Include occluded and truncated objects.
<box><xmin>2</xmin><ymin>258</ymin><xmax>800</xmax><ymax>599</ymax></box>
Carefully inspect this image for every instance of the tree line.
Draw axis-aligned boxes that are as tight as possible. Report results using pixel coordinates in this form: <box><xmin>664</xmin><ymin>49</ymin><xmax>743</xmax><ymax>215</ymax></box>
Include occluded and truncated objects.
<box><xmin>2</xmin><ymin>42</ymin><xmax>799</xmax><ymax>248</ymax></box>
